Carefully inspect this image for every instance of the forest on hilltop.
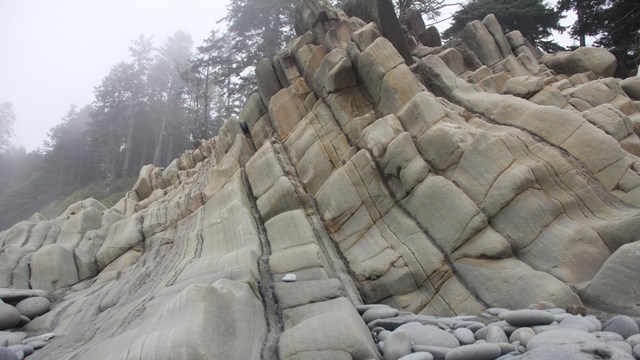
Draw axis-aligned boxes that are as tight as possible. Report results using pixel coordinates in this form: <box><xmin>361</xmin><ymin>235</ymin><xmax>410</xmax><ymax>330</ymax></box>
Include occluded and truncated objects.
<box><xmin>1</xmin><ymin>0</ymin><xmax>637</xmax><ymax>230</ymax></box>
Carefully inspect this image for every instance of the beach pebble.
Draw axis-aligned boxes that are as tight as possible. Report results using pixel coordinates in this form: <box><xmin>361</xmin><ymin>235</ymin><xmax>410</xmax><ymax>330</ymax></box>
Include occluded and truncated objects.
<box><xmin>603</xmin><ymin>315</ymin><xmax>639</xmax><ymax>339</ymax></box>
<box><xmin>592</xmin><ymin>331</ymin><xmax>623</xmax><ymax>342</ymax></box>
<box><xmin>384</xmin><ymin>331</ymin><xmax>412</xmax><ymax>360</ymax></box>
<box><xmin>607</xmin><ymin>340</ymin><xmax>632</xmax><ymax>355</ymax></box>
<box><xmin>485</xmin><ymin>326</ymin><xmax>509</xmax><ymax>344</ymax></box>
<box><xmin>363</xmin><ymin>307</ymin><xmax>400</xmax><ymax>324</ymax></box>
<box><xmin>357</xmin><ymin>304</ymin><xmax>390</xmax><ymax>314</ymax></box>
<box><xmin>0</xmin><ymin>332</ymin><xmax>25</xmax><ymax>346</ymax></box>
<box><xmin>445</xmin><ymin>343</ymin><xmax>501</xmax><ymax>360</ymax></box>
<box><xmin>526</xmin><ymin>329</ymin><xmax>597</xmax><ymax>350</ymax></box>
<box><xmin>0</xmin><ymin>305</ymin><xmax>20</xmax><ymax>331</ymax></box>
<box><xmin>281</xmin><ymin>273</ymin><xmax>296</xmax><ymax>282</ymax></box>
<box><xmin>399</xmin><ymin>352</ymin><xmax>434</xmax><ymax>360</ymax></box>
<box><xmin>627</xmin><ymin>334</ymin><xmax>640</xmax><ymax>347</ymax></box>
<box><xmin>14</xmin><ymin>297</ymin><xmax>50</xmax><ymax>319</ymax></box>
<box><xmin>558</xmin><ymin>315</ymin><xmax>592</xmax><ymax>331</ymax></box>
<box><xmin>0</xmin><ymin>348</ymin><xmax>17</xmax><ymax>360</ymax></box>
<box><xmin>6</xmin><ymin>345</ymin><xmax>33</xmax><ymax>356</ymax></box>
<box><xmin>454</xmin><ymin>328</ymin><xmax>475</xmax><ymax>345</ymax></box>
<box><xmin>412</xmin><ymin>345</ymin><xmax>451</xmax><ymax>360</ymax></box>
<box><xmin>28</xmin><ymin>340</ymin><xmax>47</xmax><ymax>350</ymax></box>
<box><xmin>509</xmin><ymin>327</ymin><xmax>535</xmax><ymax>347</ymax></box>
<box><xmin>504</xmin><ymin>310</ymin><xmax>555</xmax><ymax>327</ymax></box>
<box><xmin>22</xmin><ymin>332</ymin><xmax>55</xmax><ymax>344</ymax></box>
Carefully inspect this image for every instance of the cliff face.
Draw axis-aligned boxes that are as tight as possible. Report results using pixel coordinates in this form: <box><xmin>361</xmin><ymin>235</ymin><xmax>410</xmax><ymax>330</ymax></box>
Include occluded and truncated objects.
<box><xmin>1</xmin><ymin>0</ymin><xmax>640</xmax><ymax>358</ymax></box>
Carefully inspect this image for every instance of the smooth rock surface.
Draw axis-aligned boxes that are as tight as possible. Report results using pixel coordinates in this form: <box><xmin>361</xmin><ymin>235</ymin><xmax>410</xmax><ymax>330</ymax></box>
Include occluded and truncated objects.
<box><xmin>505</xmin><ymin>310</ymin><xmax>555</xmax><ymax>327</ymax></box>
<box><xmin>0</xmin><ymin>304</ymin><xmax>20</xmax><ymax>331</ymax></box>
<box><xmin>14</xmin><ymin>297</ymin><xmax>50</xmax><ymax>319</ymax></box>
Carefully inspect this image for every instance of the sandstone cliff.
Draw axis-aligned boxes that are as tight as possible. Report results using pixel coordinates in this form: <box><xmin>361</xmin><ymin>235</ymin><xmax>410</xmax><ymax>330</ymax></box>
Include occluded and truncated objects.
<box><xmin>1</xmin><ymin>0</ymin><xmax>640</xmax><ymax>358</ymax></box>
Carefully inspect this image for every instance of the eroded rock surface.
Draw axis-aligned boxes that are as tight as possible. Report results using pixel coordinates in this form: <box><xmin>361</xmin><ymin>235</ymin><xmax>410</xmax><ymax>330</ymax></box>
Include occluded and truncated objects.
<box><xmin>1</xmin><ymin>0</ymin><xmax>640</xmax><ymax>358</ymax></box>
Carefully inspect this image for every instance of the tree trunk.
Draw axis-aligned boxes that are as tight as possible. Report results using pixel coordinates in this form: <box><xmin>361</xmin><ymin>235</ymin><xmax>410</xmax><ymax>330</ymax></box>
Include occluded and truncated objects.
<box><xmin>577</xmin><ymin>4</ymin><xmax>586</xmax><ymax>47</ymax></box>
<box><xmin>123</xmin><ymin>115</ymin><xmax>135</xmax><ymax>176</ymax></box>
<box><xmin>153</xmin><ymin>113</ymin><xmax>167</xmax><ymax>165</ymax></box>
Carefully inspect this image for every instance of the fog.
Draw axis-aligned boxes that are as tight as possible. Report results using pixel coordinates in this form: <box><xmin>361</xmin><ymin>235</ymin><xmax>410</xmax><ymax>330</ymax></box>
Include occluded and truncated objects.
<box><xmin>0</xmin><ymin>0</ymin><xmax>228</xmax><ymax>151</ymax></box>
<box><xmin>0</xmin><ymin>0</ymin><xmax>579</xmax><ymax>152</ymax></box>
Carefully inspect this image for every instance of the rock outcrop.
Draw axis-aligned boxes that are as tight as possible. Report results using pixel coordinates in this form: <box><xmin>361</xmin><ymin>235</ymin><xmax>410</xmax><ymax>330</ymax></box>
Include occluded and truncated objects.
<box><xmin>1</xmin><ymin>0</ymin><xmax>640</xmax><ymax>358</ymax></box>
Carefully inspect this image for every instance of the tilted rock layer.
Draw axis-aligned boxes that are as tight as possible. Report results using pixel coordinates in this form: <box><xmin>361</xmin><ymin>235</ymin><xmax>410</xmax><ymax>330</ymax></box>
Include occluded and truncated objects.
<box><xmin>1</xmin><ymin>0</ymin><xmax>640</xmax><ymax>358</ymax></box>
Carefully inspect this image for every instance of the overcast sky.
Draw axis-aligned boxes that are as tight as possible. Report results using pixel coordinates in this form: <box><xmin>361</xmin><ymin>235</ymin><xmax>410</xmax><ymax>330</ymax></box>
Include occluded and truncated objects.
<box><xmin>1</xmin><ymin>0</ymin><xmax>578</xmax><ymax>152</ymax></box>
<box><xmin>0</xmin><ymin>0</ymin><xmax>228</xmax><ymax>151</ymax></box>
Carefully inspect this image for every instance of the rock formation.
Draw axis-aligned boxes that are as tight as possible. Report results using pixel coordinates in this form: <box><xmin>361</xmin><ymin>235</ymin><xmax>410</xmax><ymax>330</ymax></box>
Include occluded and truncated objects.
<box><xmin>1</xmin><ymin>0</ymin><xmax>640</xmax><ymax>358</ymax></box>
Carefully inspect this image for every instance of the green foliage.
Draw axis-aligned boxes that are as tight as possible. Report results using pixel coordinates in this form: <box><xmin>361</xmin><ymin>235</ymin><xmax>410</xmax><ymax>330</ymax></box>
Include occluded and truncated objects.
<box><xmin>557</xmin><ymin>0</ymin><xmax>607</xmax><ymax>46</ymax></box>
<box><xmin>443</xmin><ymin>0</ymin><xmax>565</xmax><ymax>52</ymax></box>
<box><xmin>39</xmin><ymin>177</ymin><xmax>136</xmax><ymax>219</ymax></box>
<box><xmin>593</xmin><ymin>0</ymin><xmax>640</xmax><ymax>77</ymax></box>
<box><xmin>224</xmin><ymin>0</ymin><xmax>296</xmax><ymax>96</ymax></box>
<box><xmin>395</xmin><ymin>0</ymin><xmax>447</xmax><ymax>20</ymax></box>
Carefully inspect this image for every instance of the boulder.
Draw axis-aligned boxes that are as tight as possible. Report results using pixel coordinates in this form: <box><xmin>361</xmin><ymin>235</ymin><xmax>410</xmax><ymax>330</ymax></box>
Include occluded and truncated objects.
<box><xmin>343</xmin><ymin>0</ymin><xmax>413</xmax><ymax>64</ymax></box>
<box><xmin>14</xmin><ymin>297</ymin><xmax>50</xmax><ymax>319</ymax></box>
<box><xmin>418</xmin><ymin>26</ymin><xmax>441</xmax><ymax>47</ymax></box>
<box><xmin>584</xmin><ymin>241</ymin><xmax>640</xmax><ymax>316</ymax></box>
<box><xmin>540</xmin><ymin>47</ymin><xmax>617</xmax><ymax>78</ymax></box>
<box><xmin>620</xmin><ymin>76</ymin><xmax>640</xmax><ymax>100</ymax></box>
<box><xmin>29</xmin><ymin>244</ymin><xmax>79</xmax><ymax>292</ymax></box>
<box><xmin>0</xmin><ymin>348</ymin><xmax>18</xmax><ymax>360</ymax></box>
<box><xmin>0</xmin><ymin>304</ymin><xmax>20</xmax><ymax>330</ymax></box>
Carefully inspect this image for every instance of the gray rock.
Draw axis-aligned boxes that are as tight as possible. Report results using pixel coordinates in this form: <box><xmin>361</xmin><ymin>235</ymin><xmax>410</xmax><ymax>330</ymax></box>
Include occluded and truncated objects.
<box><xmin>12</xmin><ymin>352</ymin><xmax>21</xmax><ymax>360</ymax></box>
<box><xmin>357</xmin><ymin>304</ymin><xmax>391</xmax><ymax>314</ymax></box>
<box><xmin>591</xmin><ymin>331</ymin><xmax>623</xmax><ymax>342</ymax></box>
<box><xmin>509</xmin><ymin>327</ymin><xmax>535</xmax><ymax>347</ymax></box>
<box><xmin>504</xmin><ymin>310</ymin><xmax>555</xmax><ymax>327</ymax></box>
<box><xmin>527</xmin><ymin>329</ymin><xmax>597</xmax><ymax>350</ymax></box>
<box><xmin>0</xmin><ymin>289</ymin><xmax>47</xmax><ymax>304</ymax></box>
<box><xmin>16</xmin><ymin>316</ymin><xmax>29</xmax><ymax>328</ymax></box>
<box><xmin>6</xmin><ymin>345</ymin><xmax>32</xmax><ymax>356</ymax></box>
<box><xmin>445</xmin><ymin>343</ymin><xmax>501</xmax><ymax>360</ymax></box>
<box><xmin>603</xmin><ymin>315</ymin><xmax>639</xmax><ymax>339</ymax></box>
<box><xmin>620</xmin><ymin>76</ymin><xmax>640</xmax><ymax>100</ymax></box>
<box><xmin>14</xmin><ymin>297</ymin><xmax>50</xmax><ymax>319</ymax></box>
<box><xmin>486</xmin><ymin>326</ymin><xmax>509</xmax><ymax>344</ymax></box>
<box><xmin>378</xmin><ymin>329</ymin><xmax>392</xmax><ymax>342</ymax></box>
<box><xmin>558</xmin><ymin>315</ymin><xmax>592</xmax><ymax>332</ymax></box>
<box><xmin>487</xmin><ymin>308</ymin><xmax>510</xmax><ymax>316</ymax></box>
<box><xmin>22</xmin><ymin>333</ymin><xmax>54</xmax><ymax>344</ymax></box>
<box><xmin>0</xmin><ymin>305</ymin><xmax>20</xmax><ymax>331</ymax></box>
<box><xmin>412</xmin><ymin>345</ymin><xmax>451</xmax><ymax>360</ymax></box>
<box><xmin>398</xmin><ymin>325</ymin><xmax>460</xmax><ymax>348</ymax></box>
<box><xmin>399</xmin><ymin>352</ymin><xmax>434</xmax><ymax>360</ymax></box>
<box><xmin>466</xmin><ymin>323</ymin><xmax>485</xmax><ymax>332</ymax></box>
<box><xmin>454</xmin><ymin>327</ymin><xmax>475</xmax><ymax>345</ymax></box>
<box><xmin>515</xmin><ymin>343</ymin><xmax>635</xmax><ymax>360</ymax></box>
<box><xmin>363</xmin><ymin>306</ymin><xmax>400</xmax><ymax>324</ymax></box>
<box><xmin>0</xmin><ymin>348</ymin><xmax>17</xmax><ymax>360</ymax></box>
<box><xmin>634</xmin><ymin>344</ymin><xmax>640</xmax><ymax>358</ymax></box>
<box><xmin>627</xmin><ymin>334</ymin><xmax>640</xmax><ymax>347</ymax></box>
<box><xmin>369</xmin><ymin>317</ymin><xmax>409</xmax><ymax>331</ymax></box>
<box><xmin>607</xmin><ymin>340</ymin><xmax>632</xmax><ymax>355</ymax></box>
<box><xmin>530</xmin><ymin>324</ymin><xmax>559</xmax><ymax>334</ymax></box>
<box><xmin>384</xmin><ymin>331</ymin><xmax>412</xmax><ymax>360</ymax></box>
<box><xmin>0</xmin><ymin>332</ymin><xmax>25</xmax><ymax>346</ymax></box>
<box><xmin>403</xmin><ymin>315</ymin><xmax>439</xmax><ymax>326</ymax></box>
<box><xmin>27</xmin><ymin>340</ymin><xmax>47</xmax><ymax>350</ymax></box>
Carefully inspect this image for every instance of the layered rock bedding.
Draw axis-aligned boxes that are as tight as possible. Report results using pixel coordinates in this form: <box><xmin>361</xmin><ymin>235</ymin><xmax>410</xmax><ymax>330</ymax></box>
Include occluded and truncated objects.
<box><xmin>1</xmin><ymin>0</ymin><xmax>640</xmax><ymax>358</ymax></box>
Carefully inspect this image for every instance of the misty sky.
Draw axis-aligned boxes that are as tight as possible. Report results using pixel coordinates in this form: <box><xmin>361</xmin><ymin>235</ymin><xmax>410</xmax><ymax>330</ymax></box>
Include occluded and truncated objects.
<box><xmin>1</xmin><ymin>0</ymin><xmax>578</xmax><ymax>152</ymax></box>
<box><xmin>0</xmin><ymin>0</ymin><xmax>228</xmax><ymax>151</ymax></box>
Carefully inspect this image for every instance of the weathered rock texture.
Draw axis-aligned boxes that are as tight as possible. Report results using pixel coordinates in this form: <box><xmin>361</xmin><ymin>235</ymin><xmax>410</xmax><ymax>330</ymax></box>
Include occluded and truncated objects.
<box><xmin>1</xmin><ymin>0</ymin><xmax>640</xmax><ymax>358</ymax></box>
